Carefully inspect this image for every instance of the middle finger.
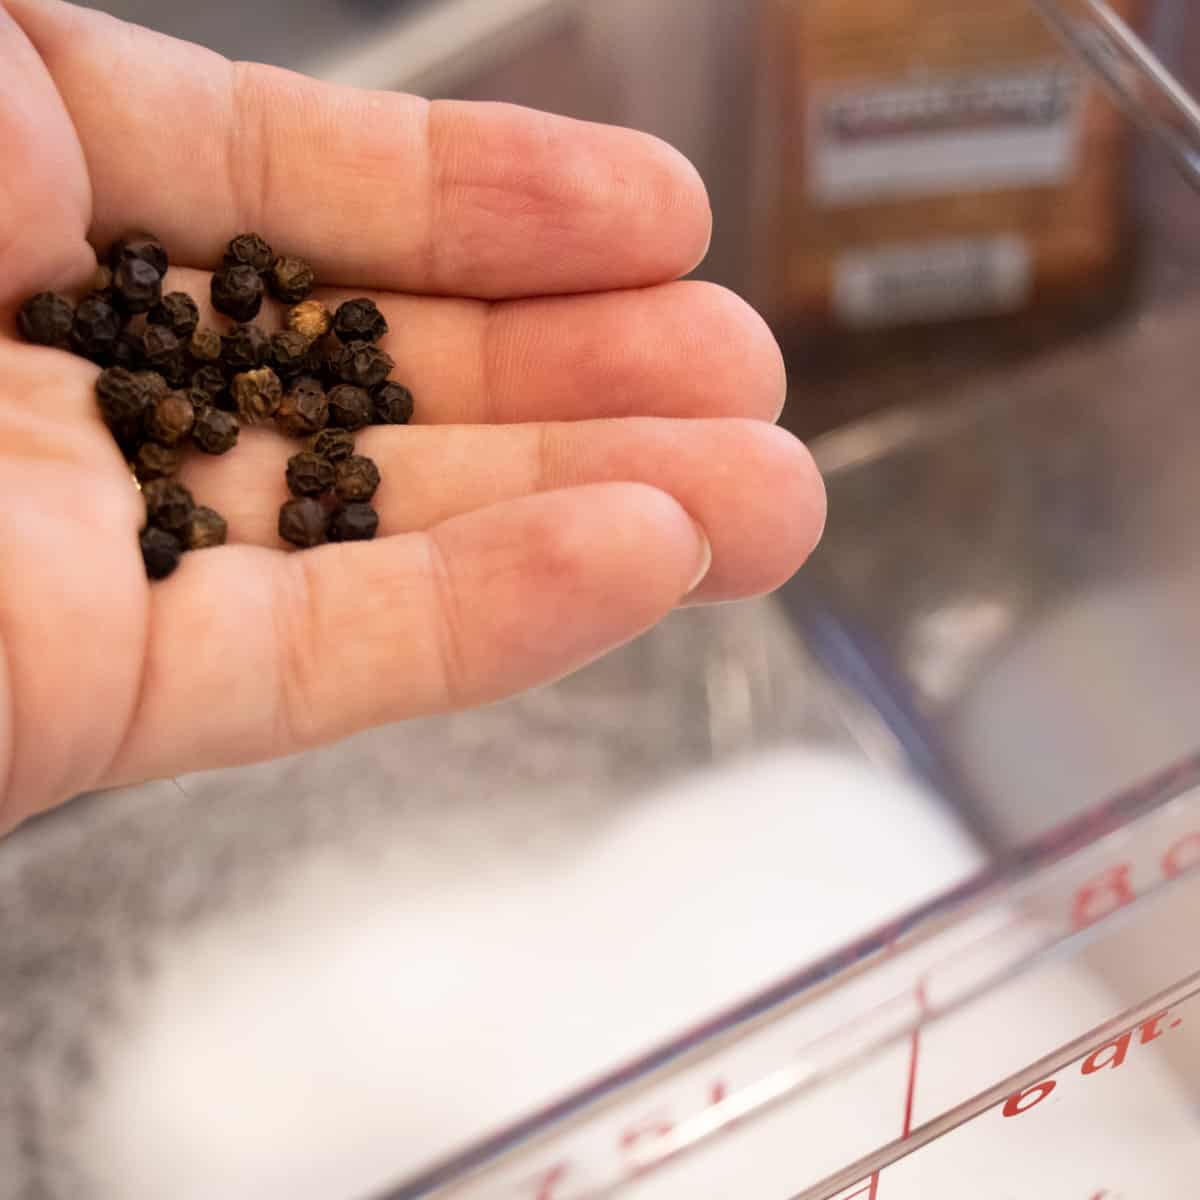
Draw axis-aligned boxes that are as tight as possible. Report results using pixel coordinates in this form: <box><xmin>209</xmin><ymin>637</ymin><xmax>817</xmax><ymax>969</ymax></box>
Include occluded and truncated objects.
<box><xmin>163</xmin><ymin>267</ymin><xmax>786</xmax><ymax>426</ymax></box>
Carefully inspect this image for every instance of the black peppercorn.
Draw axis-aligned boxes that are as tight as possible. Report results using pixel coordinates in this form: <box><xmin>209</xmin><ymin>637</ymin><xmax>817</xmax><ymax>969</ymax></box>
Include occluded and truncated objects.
<box><xmin>286</xmin><ymin>451</ymin><xmax>336</xmax><ymax>498</ymax></box>
<box><xmin>332</xmin><ymin>298</ymin><xmax>388</xmax><ymax>344</ymax></box>
<box><xmin>192</xmin><ymin>406</ymin><xmax>240</xmax><ymax>455</ymax></box>
<box><xmin>141</xmin><ymin>478</ymin><xmax>195</xmax><ymax>534</ymax></box>
<box><xmin>145</xmin><ymin>391</ymin><xmax>195</xmax><ymax>447</ymax></box>
<box><xmin>17</xmin><ymin>292</ymin><xmax>74</xmax><ymax>348</ymax></box>
<box><xmin>309</xmin><ymin>428</ymin><xmax>355</xmax><ymax>462</ymax></box>
<box><xmin>372</xmin><ymin>381</ymin><xmax>414</xmax><ymax>425</ymax></box>
<box><xmin>329</xmin><ymin>340</ymin><xmax>394</xmax><ymax>390</ymax></box>
<box><xmin>326</xmin><ymin>384</ymin><xmax>371</xmax><ymax>430</ymax></box>
<box><xmin>268</xmin><ymin>255</ymin><xmax>315</xmax><ymax>304</ymax></box>
<box><xmin>69</xmin><ymin>293</ymin><xmax>122</xmax><ymax>362</ymax></box>
<box><xmin>188</xmin><ymin>326</ymin><xmax>223</xmax><ymax>364</ymax></box>
<box><xmin>334</xmin><ymin>454</ymin><xmax>381</xmax><ymax>503</ymax></box>
<box><xmin>140</xmin><ymin>526</ymin><xmax>183</xmax><ymax>580</ymax></box>
<box><xmin>96</xmin><ymin>367</ymin><xmax>151</xmax><ymax>444</ymax></box>
<box><xmin>222</xmin><ymin>323</ymin><xmax>271</xmax><ymax>372</ymax></box>
<box><xmin>277</xmin><ymin>376</ymin><xmax>328</xmax><ymax>436</ymax></box>
<box><xmin>190</xmin><ymin>365</ymin><xmax>229</xmax><ymax>407</ymax></box>
<box><xmin>133</xmin><ymin>371</ymin><xmax>170</xmax><ymax>404</ymax></box>
<box><xmin>113</xmin><ymin>257</ymin><xmax>163</xmax><ymax>314</ymax></box>
<box><xmin>134</xmin><ymin>441</ymin><xmax>182</xmax><ymax>481</ymax></box>
<box><xmin>287</xmin><ymin>299</ymin><xmax>332</xmax><ymax>341</ymax></box>
<box><xmin>211</xmin><ymin>265</ymin><xmax>264</xmax><ymax>321</ymax></box>
<box><xmin>111</xmin><ymin>328</ymin><xmax>144</xmax><ymax>371</ymax></box>
<box><xmin>231</xmin><ymin>367</ymin><xmax>282</xmax><ymax>423</ymax></box>
<box><xmin>269</xmin><ymin>329</ymin><xmax>318</xmax><ymax>380</ymax></box>
<box><xmin>109</xmin><ymin>233</ymin><xmax>168</xmax><ymax>279</ymax></box>
<box><xmin>148</xmin><ymin>292</ymin><xmax>199</xmax><ymax>339</ymax></box>
<box><xmin>329</xmin><ymin>503</ymin><xmax>380</xmax><ymax>543</ymax></box>
<box><xmin>224</xmin><ymin>232</ymin><xmax>275</xmax><ymax>273</ymax></box>
<box><xmin>184</xmin><ymin>506</ymin><xmax>228</xmax><ymax>550</ymax></box>
<box><xmin>278</xmin><ymin>497</ymin><xmax>328</xmax><ymax>548</ymax></box>
<box><xmin>140</xmin><ymin>324</ymin><xmax>186</xmax><ymax>384</ymax></box>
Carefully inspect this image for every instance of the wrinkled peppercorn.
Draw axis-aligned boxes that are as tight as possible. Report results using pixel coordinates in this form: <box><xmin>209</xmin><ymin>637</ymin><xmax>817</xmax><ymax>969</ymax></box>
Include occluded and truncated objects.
<box><xmin>372</xmin><ymin>381</ymin><xmax>414</xmax><ymax>425</ymax></box>
<box><xmin>91</xmin><ymin>264</ymin><xmax>114</xmax><ymax>294</ymax></box>
<box><xmin>269</xmin><ymin>329</ymin><xmax>318</xmax><ymax>380</ymax></box>
<box><xmin>332</xmin><ymin>298</ymin><xmax>388</xmax><ymax>344</ymax></box>
<box><xmin>140</xmin><ymin>526</ymin><xmax>183</xmax><ymax>580</ymax></box>
<box><xmin>309</xmin><ymin>428</ymin><xmax>355</xmax><ymax>462</ymax></box>
<box><xmin>278</xmin><ymin>497</ymin><xmax>328</xmax><ymax>548</ymax></box>
<box><xmin>188</xmin><ymin>326</ymin><xmax>223</xmax><ymax>364</ymax></box>
<box><xmin>192</xmin><ymin>406</ymin><xmax>240</xmax><ymax>455</ymax></box>
<box><xmin>185</xmin><ymin>506</ymin><xmax>228</xmax><ymax>550</ymax></box>
<box><xmin>329</xmin><ymin>503</ymin><xmax>380</xmax><ymax>543</ymax></box>
<box><xmin>223</xmin><ymin>323</ymin><xmax>271</xmax><ymax>372</ymax></box>
<box><xmin>141</xmin><ymin>478</ymin><xmax>195</xmax><ymax>533</ymax></box>
<box><xmin>17</xmin><ymin>292</ymin><xmax>74</xmax><ymax>348</ymax></box>
<box><xmin>114</xmin><ymin>257</ymin><xmax>163</xmax><ymax>314</ymax></box>
<box><xmin>148</xmin><ymin>292</ymin><xmax>199</xmax><ymax>339</ymax></box>
<box><xmin>111</xmin><ymin>328</ymin><xmax>144</xmax><ymax>371</ymax></box>
<box><xmin>95</xmin><ymin>367</ymin><xmax>151</xmax><ymax>445</ymax></box>
<box><xmin>276</xmin><ymin>376</ymin><xmax>328</xmax><ymax>436</ymax></box>
<box><xmin>109</xmin><ymin>233</ymin><xmax>168</xmax><ymax>278</ymax></box>
<box><xmin>69</xmin><ymin>294</ymin><xmax>122</xmax><ymax>361</ymax></box>
<box><xmin>334</xmin><ymin>454</ymin><xmax>381</xmax><ymax>503</ymax></box>
<box><xmin>145</xmin><ymin>391</ymin><xmax>195</xmax><ymax>447</ymax></box>
<box><xmin>140</xmin><ymin>325</ymin><xmax>186</xmax><ymax>384</ymax></box>
<box><xmin>329</xmin><ymin>340</ymin><xmax>394</xmax><ymax>390</ymax></box>
<box><xmin>268</xmin><ymin>255</ymin><xmax>315</xmax><ymax>304</ymax></box>
<box><xmin>231</xmin><ymin>367</ymin><xmax>282</xmax><ymax>423</ymax></box>
<box><xmin>190</xmin><ymin>365</ymin><xmax>228</xmax><ymax>406</ymax></box>
<box><xmin>326</xmin><ymin>383</ymin><xmax>371</xmax><ymax>430</ymax></box>
<box><xmin>286</xmin><ymin>451</ymin><xmax>336</xmax><ymax>498</ymax></box>
<box><xmin>211</xmin><ymin>264</ymin><xmax>264</xmax><ymax>321</ymax></box>
<box><xmin>133</xmin><ymin>371</ymin><xmax>170</xmax><ymax>403</ymax></box>
<box><xmin>287</xmin><ymin>299</ymin><xmax>332</xmax><ymax>340</ymax></box>
<box><xmin>224</xmin><ymin>232</ymin><xmax>274</xmax><ymax>273</ymax></box>
<box><xmin>134</xmin><ymin>441</ymin><xmax>181</xmax><ymax>481</ymax></box>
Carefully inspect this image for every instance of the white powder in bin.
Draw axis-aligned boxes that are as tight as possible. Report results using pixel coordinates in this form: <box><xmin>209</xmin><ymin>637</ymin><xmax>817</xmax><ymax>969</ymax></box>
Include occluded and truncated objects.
<box><xmin>76</xmin><ymin>750</ymin><xmax>1199</xmax><ymax>1198</ymax></box>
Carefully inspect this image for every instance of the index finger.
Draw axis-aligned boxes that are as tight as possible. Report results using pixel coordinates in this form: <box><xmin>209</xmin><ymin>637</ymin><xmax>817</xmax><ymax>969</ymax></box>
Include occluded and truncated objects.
<box><xmin>10</xmin><ymin>0</ymin><xmax>713</xmax><ymax>297</ymax></box>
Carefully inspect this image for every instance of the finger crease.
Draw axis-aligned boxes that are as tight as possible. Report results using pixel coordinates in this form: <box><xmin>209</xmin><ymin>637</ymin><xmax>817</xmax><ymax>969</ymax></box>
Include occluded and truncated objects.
<box><xmin>477</xmin><ymin>301</ymin><xmax>504</xmax><ymax>426</ymax></box>
<box><xmin>0</xmin><ymin>618</ymin><xmax>17</xmax><ymax>831</ymax></box>
<box><xmin>419</xmin><ymin>98</ymin><xmax>443</xmax><ymax>294</ymax></box>
<box><xmin>95</xmin><ymin>593</ymin><xmax>154</xmax><ymax>800</ymax></box>
<box><xmin>225</xmin><ymin>61</ymin><xmax>271</xmax><ymax>234</ymax></box>
<box><xmin>272</xmin><ymin>553</ymin><xmax>326</xmax><ymax>755</ymax></box>
<box><xmin>423</xmin><ymin>530</ymin><xmax>469</xmax><ymax>711</ymax></box>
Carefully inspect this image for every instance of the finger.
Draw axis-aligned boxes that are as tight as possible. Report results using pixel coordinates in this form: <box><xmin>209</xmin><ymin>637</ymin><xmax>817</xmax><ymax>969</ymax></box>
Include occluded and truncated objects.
<box><xmin>177</xmin><ymin>418</ymin><xmax>826</xmax><ymax>605</ymax></box>
<box><xmin>160</xmin><ymin>268</ymin><xmax>786</xmax><ymax>425</ymax></box>
<box><xmin>0</xmin><ymin>2</ymin><xmax>92</xmax><ymax>308</ymax></box>
<box><xmin>11</xmin><ymin>0</ymin><xmax>712</xmax><ymax>297</ymax></box>
<box><xmin>100</xmin><ymin>484</ymin><xmax>710</xmax><ymax>784</ymax></box>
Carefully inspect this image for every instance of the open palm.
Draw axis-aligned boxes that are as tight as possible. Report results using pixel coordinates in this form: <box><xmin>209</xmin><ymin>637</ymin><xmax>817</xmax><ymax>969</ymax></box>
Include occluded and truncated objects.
<box><xmin>0</xmin><ymin>0</ymin><xmax>825</xmax><ymax>832</ymax></box>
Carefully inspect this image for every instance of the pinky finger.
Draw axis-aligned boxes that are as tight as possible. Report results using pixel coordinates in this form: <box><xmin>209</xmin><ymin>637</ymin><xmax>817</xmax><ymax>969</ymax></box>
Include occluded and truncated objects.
<box><xmin>101</xmin><ymin>483</ymin><xmax>711</xmax><ymax>786</ymax></box>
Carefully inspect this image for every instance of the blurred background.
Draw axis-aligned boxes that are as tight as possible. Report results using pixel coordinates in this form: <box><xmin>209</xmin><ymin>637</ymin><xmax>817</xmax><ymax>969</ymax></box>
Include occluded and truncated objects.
<box><xmin>7</xmin><ymin>2</ymin><xmax>1200</xmax><ymax>1197</ymax></box>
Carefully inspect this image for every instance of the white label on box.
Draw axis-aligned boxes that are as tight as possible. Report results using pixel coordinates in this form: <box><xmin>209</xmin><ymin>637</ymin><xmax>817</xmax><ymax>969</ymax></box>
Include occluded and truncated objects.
<box><xmin>833</xmin><ymin>236</ymin><xmax>1032</xmax><ymax>329</ymax></box>
<box><xmin>810</xmin><ymin>65</ymin><xmax>1083</xmax><ymax>206</ymax></box>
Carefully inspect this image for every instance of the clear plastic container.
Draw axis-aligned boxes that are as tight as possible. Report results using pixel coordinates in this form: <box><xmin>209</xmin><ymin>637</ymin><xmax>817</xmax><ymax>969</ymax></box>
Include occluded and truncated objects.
<box><xmin>5</xmin><ymin>5</ymin><xmax>1200</xmax><ymax>1200</ymax></box>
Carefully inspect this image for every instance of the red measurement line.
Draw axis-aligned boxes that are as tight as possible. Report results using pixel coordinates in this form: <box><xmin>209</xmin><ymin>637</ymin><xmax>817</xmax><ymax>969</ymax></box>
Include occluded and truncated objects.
<box><xmin>901</xmin><ymin>981</ymin><xmax>929</xmax><ymax>1141</ymax></box>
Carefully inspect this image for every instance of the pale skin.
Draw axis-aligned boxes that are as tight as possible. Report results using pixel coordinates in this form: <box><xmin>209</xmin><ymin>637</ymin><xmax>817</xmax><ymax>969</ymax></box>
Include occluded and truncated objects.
<box><xmin>0</xmin><ymin>0</ymin><xmax>827</xmax><ymax>835</ymax></box>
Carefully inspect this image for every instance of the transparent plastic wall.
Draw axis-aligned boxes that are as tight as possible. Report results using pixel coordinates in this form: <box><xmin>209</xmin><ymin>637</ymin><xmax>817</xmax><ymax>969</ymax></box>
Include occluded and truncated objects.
<box><xmin>371</xmin><ymin>5</ymin><xmax>1200</xmax><ymax>1198</ymax></box>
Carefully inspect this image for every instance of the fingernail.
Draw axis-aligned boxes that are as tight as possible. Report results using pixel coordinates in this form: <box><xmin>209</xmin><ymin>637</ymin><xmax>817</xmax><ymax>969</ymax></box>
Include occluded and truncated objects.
<box><xmin>687</xmin><ymin>522</ymin><xmax>713</xmax><ymax>595</ymax></box>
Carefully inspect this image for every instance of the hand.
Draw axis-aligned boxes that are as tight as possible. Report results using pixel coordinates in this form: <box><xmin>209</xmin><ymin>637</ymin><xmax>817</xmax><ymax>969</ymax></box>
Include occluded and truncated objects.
<box><xmin>0</xmin><ymin>0</ymin><xmax>826</xmax><ymax>833</ymax></box>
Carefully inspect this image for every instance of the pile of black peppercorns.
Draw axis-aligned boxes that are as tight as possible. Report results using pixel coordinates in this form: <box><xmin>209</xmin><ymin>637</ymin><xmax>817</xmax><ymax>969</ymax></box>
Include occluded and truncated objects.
<box><xmin>15</xmin><ymin>231</ymin><xmax>413</xmax><ymax>580</ymax></box>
